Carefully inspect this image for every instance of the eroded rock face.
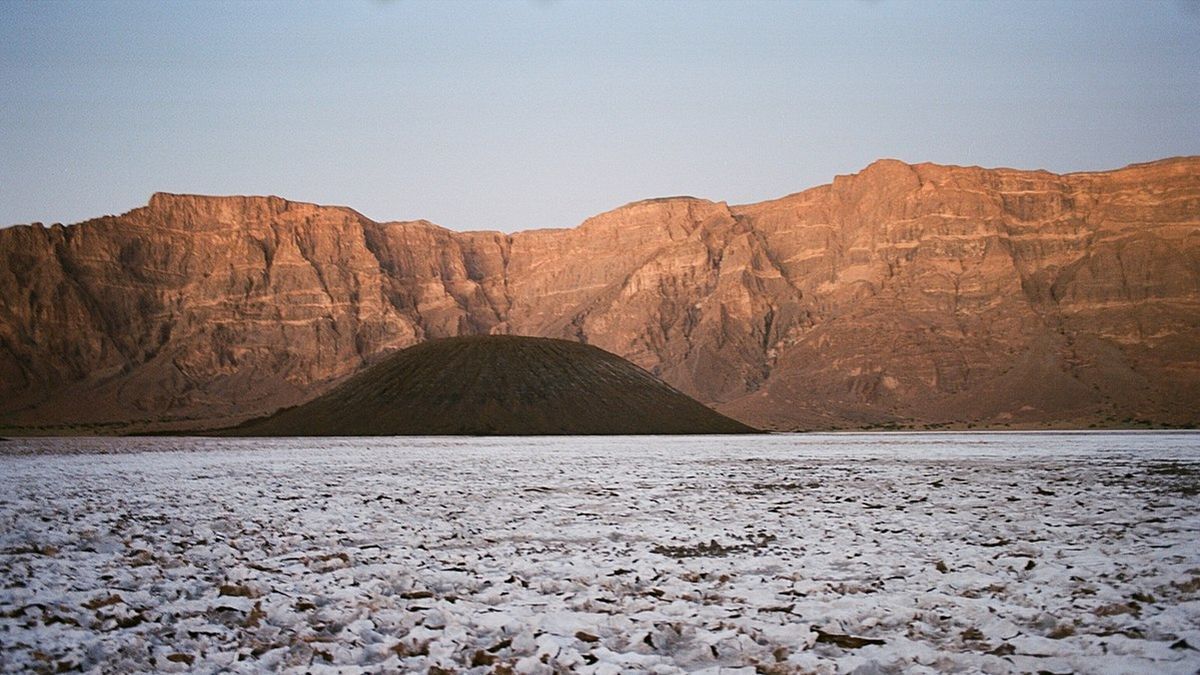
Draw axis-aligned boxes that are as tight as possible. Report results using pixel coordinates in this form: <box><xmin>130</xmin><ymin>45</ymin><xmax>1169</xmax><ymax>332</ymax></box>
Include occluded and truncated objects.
<box><xmin>2</xmin><ymin>157</ymin><xmax>1198</xmax><ymax>431</ymax></box>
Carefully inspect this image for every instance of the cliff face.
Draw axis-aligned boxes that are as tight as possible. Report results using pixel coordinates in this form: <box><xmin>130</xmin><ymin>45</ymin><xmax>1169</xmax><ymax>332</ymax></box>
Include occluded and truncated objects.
<box><xmin>2</xmin><ymin>157</ymin><xmax>1198</xmax><ymax>432</ymax></box>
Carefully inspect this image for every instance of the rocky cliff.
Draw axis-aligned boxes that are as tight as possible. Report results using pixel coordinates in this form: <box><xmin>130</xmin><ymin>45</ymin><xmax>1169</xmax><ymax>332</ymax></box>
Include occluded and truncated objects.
<box><xmin>2</xmin><ymin>157</ymin><xmax>1198</xmax><ymax>432</ymax></box>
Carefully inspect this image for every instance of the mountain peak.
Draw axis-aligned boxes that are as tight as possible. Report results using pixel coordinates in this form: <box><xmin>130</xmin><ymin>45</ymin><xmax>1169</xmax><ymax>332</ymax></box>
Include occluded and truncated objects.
<box><xmin>230</xmin><ymin>335</ymin><xmax>758</xmax><ymax>436</ymax></box>
<box><xmin>147</xmin><ymin>191</ymin><xmax>293</xmax><ymax>213</ymax></box>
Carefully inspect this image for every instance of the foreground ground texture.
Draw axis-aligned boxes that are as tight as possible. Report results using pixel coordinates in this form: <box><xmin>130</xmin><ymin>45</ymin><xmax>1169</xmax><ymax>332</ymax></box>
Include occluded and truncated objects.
<box><xmin>1</xmin><ymin>433</ymin><xmax>1198</xmax><ymax>674</ymax></box>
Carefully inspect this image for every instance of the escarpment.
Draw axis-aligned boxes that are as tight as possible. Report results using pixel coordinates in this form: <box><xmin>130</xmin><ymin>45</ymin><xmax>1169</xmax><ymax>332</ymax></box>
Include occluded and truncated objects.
<box><xmin>2</xmin><ymin>157</ymin><xmax>1198</xmax><ymax>432</ymax></box>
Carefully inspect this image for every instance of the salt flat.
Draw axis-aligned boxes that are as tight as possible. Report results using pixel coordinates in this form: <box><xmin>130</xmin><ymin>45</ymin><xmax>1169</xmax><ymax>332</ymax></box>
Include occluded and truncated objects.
<box><xmin>1</xmin><ymin>432</ymin><xmax>1198</xmax><ymax>674</ymax></box>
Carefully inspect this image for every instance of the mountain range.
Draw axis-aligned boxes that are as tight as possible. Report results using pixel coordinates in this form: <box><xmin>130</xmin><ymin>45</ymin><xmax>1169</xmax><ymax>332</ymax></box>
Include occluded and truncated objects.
<box><xmin>2</xmin><ymin>156</ymin><xmax>1198</xmax><ymax>433</ymax></box>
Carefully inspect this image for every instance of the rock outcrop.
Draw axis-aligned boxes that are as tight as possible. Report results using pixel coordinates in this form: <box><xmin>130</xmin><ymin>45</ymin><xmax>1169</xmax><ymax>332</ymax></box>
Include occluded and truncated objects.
<box><xmin>2</xmin><ymin>157</ymin><xmax>1198</xmax><ymax>432</ymax></box>
<box><xmin>231</xmin><ymin>335</ymin><xmax>757</xmax><ymax>436</ymax></box>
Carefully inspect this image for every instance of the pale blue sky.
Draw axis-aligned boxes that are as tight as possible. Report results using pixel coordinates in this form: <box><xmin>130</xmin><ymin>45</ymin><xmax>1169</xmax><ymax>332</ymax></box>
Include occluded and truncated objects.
<box><xmin>2</xmin><ymin>0</ymin><xmax>1198</xmax><ymax>232</ymax></box>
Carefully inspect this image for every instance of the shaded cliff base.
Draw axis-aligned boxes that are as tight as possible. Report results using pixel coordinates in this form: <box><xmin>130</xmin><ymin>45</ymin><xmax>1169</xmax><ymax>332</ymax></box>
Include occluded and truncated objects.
<box><xmin>0</xmin><ymin>413</ymin><xmax>1193</xmax><ymax>438</ymax></box>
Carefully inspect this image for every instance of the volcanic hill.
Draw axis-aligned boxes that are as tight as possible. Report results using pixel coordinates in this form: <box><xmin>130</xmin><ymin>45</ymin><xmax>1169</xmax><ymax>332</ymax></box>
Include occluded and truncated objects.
<box><xmin>229</xmin><ymin>335</ymin><xmax>756</xmax><ymax>436</ymax></box>
<box><xmin>2</xmin><ymin>156</ymin><xmax>1199</xmax><ymax>433</ymax></box>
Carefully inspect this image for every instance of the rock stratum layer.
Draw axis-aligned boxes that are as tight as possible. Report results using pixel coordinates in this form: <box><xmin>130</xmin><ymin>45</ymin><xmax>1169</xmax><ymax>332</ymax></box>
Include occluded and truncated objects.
<box><xmin>231</xmin><ymin>335</ymin><xmax>756</xmax><ymax>436</ymax></box>
<box><xmin>2</xmin><ymin>157</ymin><xmax>1198</xmax><ymax>432</ymax></box>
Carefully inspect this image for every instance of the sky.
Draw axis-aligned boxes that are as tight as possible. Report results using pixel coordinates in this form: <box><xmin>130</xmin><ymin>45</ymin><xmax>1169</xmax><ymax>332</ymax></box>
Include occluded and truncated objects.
<box><xmin>1</xmin><ymin>0</ymin><xmax>1198</xmax><ymax>232</ymax></box>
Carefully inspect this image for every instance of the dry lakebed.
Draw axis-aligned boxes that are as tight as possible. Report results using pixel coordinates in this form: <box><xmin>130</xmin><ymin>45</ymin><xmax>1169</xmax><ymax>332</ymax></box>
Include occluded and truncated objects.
<box><xmin>1</xmin><ymin>432</ymin><xmax>1198</xmax><ymax>674</ymax></box>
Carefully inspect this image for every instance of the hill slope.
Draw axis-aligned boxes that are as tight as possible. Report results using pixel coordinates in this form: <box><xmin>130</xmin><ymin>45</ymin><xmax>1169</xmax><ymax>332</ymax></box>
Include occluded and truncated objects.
<box><xmin>2</xmin><ymin>157</ymin><xmax>1198</xmax><ymax>432</ymax></box>
<box><xmin>230</xmin><ymin>336</ymin><xmax>757</xmax><ymax>435</ymax></box>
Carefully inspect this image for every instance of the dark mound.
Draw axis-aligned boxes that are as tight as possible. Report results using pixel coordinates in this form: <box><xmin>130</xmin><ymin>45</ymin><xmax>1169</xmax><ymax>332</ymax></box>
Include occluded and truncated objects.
<box><xmin>230</xmin><ymin>335</ymin><xmax>758</xmax><ymax>436</ymax></box>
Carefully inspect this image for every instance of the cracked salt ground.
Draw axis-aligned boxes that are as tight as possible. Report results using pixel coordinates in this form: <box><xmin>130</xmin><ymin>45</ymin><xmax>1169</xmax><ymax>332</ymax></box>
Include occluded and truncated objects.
<box><xmin>1</xmin><ymin>432</ymin><xmax>1199</xmax><ymax>674</ymax></box>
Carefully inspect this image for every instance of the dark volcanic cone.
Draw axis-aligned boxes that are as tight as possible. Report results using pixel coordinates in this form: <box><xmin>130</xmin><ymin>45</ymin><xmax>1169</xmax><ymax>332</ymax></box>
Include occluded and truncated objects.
<box><xmin>230</xmin><ymin>335</ymin><xmax>758</xmax><ymax>435</ymax></box>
